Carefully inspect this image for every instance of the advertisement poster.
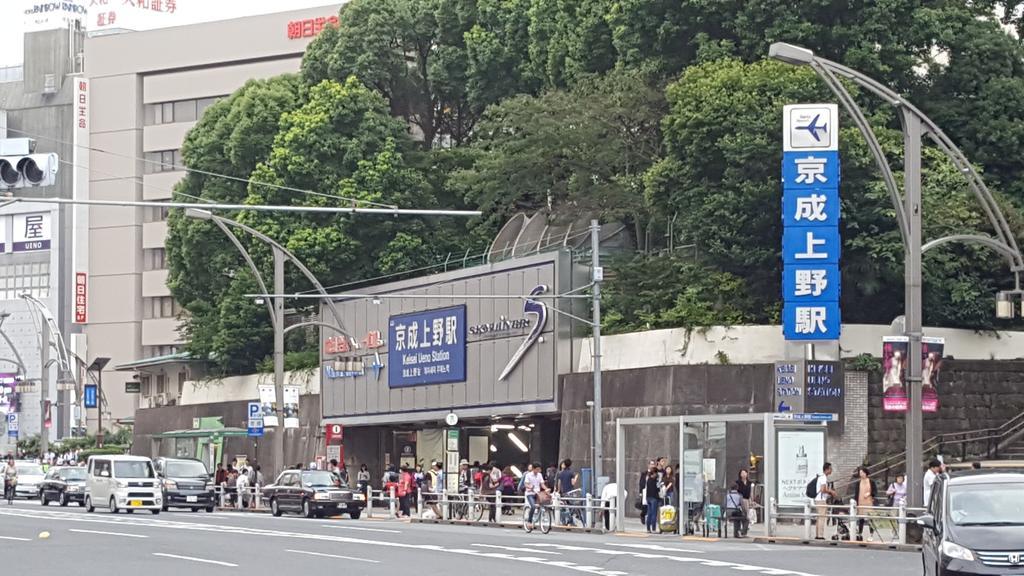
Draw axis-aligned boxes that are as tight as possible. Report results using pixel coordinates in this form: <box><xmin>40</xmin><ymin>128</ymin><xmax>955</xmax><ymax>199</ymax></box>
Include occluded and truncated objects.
<box><xmin>882</xmin><ymin>336</ymin><xmax>909</xmax><ymax>412</ymax></box>
<box><xmin>683</xmin><ymin>449</ymin><xmax>704</xmax><ymax>503</ymax></box>
<box><xmin>882</xmin><ymin>336</ymin><xmax>945</xmax><ymax>413</ymax></box>
<box><xmin>922</xmin><ymin>337</ymin><xmax>945</xmax><ymax>413</ymax></box>
<box><xmin>776</xmin><ymin>429</ymin><xmax>826</xmax><ymax>506</ymax></box>
<box><xmin>283</xmin><ymin>385</ymin><xmax>300</xmax><ymax>429</ymax></box>
<box><xmin>258</xmin><ymin>384</ymin><xmax>278</xmax><ymax>427</ymax></box>
<box><xmin>0</xmin><ymin>373</ymin><xmax>15</xmax><ymax>414</ymax></box>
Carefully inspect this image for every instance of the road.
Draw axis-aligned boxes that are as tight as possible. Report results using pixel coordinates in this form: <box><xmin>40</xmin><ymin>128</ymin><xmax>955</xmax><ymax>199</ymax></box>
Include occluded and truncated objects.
<box><xmin>0</xmin><ymin>500</ymin><xmax>919</xmax><ymax>576</ymax></box>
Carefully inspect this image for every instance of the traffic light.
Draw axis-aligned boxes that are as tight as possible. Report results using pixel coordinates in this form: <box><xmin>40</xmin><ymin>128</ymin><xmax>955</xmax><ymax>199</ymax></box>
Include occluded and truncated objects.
<box><xmin>0</xmin><ymin>153</ymin><xmax>58</xmax><ymax>190</ymax></box>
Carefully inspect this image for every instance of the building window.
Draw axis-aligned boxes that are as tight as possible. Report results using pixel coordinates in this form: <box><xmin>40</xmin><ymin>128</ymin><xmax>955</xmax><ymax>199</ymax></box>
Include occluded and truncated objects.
<box><xmin>144</xmin><ymin>149</ymin><xmax>182</xmax><ymax>174</ymax></box>
<box><xmin>140</xmin><ymin>375</ymin><xmax>151</xmax><ymax>397</ymax></box>
<box><xmin>177</xmin><ymin>371</ymin><xmax>186</xmax><ymax>396</ymax></box>
<box><xmin>144</xmin><ymin>248</ymin><xmax>166</xmax><ymax>271</ymax></box>
<box><xmin>144</xmin><ymin>96</ymin><xmax>225</xmax><ymax>126</ymax></box>
<box><xmin>156</xmin><ymin>374</ymin><xmax>166</xmax><ymax>395</ymax></box>
<box><xmin>144</xmin><ymin>203</ymin><xmax>170</xmax><ymax>223</ymax></box>
<box><xmin>143</xmin><ymin>296</ymin><xmax>180</xmax><ymax>319</ymax></box>
<box><xmin>142</xmin><ymin>345</ymin><xmax>179</xmax><ymax>359</ymax></box>
<box><xmin>0</xmin><ymin>262</ymin><xmax>50</xmax><ymax>300</ymax></box>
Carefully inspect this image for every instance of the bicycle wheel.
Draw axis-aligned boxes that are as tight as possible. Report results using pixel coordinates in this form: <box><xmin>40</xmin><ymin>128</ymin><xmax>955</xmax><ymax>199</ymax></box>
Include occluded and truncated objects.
<box><xmin>471</xmin><ymin>501</ymin><xmax>485</xmax><ymax>522</ymax></box>
<box><xmin>540</xmin><ymin>506</ymin><xmax>553</xmax><ymax>534</ymax></box>
<box><xmin>522</xmin><ymin>505</ymin><xmax>534</xmax><ymax>532</ymax></box>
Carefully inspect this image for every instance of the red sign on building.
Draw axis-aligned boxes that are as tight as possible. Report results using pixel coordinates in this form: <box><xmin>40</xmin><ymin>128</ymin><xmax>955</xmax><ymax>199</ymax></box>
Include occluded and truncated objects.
<box><xmin>325</xmin><ymin>423</ymin><xmax>343</xmax><ymax>445</ymax></box>
<box><xmin>287</xmin><ymin>15</ymin><xmax>339</xmax><ymax>39</ymax></box>
<box><xmin>74</xmin><ymin>272</ymin><xmax>88</xmax><ymax>324</ymax></box>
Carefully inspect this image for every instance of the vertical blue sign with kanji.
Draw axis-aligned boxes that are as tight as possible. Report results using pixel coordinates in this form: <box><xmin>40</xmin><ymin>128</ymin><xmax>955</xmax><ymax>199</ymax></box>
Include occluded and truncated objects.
<box><xmin>782</xmin><ymin>104</ymin><xmax>841</xmax><ymax>340</ymax></box>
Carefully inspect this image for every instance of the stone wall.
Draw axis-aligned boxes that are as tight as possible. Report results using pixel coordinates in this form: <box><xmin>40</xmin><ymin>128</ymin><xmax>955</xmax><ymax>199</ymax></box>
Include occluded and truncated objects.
<box><xmin>868</xmin><ymin>360</ymin><xmax>1024</xmax><ymax>465</ymax></box>
<box><xmin>827</xmin><ymin>371</ymin><xmax>869</xmax><ymax>489</ymax></box>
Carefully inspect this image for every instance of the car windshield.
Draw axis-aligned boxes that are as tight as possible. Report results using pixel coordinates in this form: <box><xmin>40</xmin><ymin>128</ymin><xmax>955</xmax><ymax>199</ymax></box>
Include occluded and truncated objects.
<box><xmin>949</xmin><ymin>483</ymin><xmax>1024</xmax><ymax>525</ymax></box>
<box><xmin>17</xmin><ymin>464</ymin><xmax>43</xmax><ymax>476</ymax></box>
<box><xmin>165</xmin><ymin>461</ymin><xmax>209</xmax><ymax>478</ymax></box>
<box><xmin>302</xmin><ymin>471</ymin><xmax>340</xmax><ymax>488</ymax></box>
<box><xmin>113</xmin><ymin>461</ymin><xmax>155</xmax><ymax>479</ymax></box>
<box><xmin>60</xmin><ymin>468</ymin><xmax>87</xmax><ymax>481</ymax></box>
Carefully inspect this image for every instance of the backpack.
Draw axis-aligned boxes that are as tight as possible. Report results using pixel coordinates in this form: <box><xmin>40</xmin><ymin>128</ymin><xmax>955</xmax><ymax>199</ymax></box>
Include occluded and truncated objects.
<box><xmin>500</xmin><ymin>475</ymin><xmax>515</xmax><ymax>491</ymax></box>
<box><xmin>805</xmin><ymin>475</ymin><xmax>819</xmax><ymax>499</ymax></box>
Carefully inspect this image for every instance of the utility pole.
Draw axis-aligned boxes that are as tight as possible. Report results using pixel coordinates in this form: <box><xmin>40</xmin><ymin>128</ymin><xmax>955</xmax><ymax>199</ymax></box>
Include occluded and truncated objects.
<box><xmin>272</xmin><ymin>248</ymin><xmax>286</xmax><ymax>476</ymax></box>
<box><xmin>590</xmin><ymin>220</ymin><xmax>604</xmax><ymax>491</ymax></box>
<box><xmin>903</xmin><ymin>112</ymin><xmax>925</xmax><ymax>507</ymax></box>
<box><xmin>39</xmin><ymin>320</ymin><xmax>49</xmax><ymax>459</ymax></box>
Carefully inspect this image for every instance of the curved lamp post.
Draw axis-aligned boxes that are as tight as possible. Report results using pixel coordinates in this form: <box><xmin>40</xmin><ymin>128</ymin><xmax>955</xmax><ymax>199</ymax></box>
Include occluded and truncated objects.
<box><xmin>184</xmin><ymin>209</ymin><xmax>350</xmax><ymax>476</ymax></box>
<box><xmin>770</xmin><ymin>42</ymin><xmax>1024</xmax><ymax>507</ymax></box>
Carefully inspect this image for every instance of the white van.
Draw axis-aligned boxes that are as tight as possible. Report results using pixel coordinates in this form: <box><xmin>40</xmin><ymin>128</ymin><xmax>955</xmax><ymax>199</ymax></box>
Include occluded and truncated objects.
<box><xmin>85</xmin><ymin>455</ymin><xmax>162</xmax><ymax>514</ymax></box>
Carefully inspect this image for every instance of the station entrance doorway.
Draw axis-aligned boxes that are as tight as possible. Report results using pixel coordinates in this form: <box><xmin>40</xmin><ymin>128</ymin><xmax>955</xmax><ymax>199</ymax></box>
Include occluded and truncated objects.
<box><xmin>613</xmin><ymin>413</ymin><xmax>829</xmax><ymax>534</ymax></box>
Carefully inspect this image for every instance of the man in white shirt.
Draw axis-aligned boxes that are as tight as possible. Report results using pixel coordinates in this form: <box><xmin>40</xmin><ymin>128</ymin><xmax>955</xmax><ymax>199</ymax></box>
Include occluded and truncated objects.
<box><xmin>923</xmin><ymin>459</ymin><xmax>943</xmax><ymax>508</ymax></box>
<box><xmin>524</xmin><ymin>462</ymin><xmax>547</xmax><ymax>528</ymax></box>
<box><xmin>815</xmin><ymin>463</ymin><xmax>837</xmax><ymax>540</ymax></box>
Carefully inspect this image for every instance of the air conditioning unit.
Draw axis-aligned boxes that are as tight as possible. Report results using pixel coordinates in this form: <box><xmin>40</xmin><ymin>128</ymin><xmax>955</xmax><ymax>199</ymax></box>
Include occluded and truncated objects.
<box><xmin>154</xmin><ymin>393</ymin><xmax>167</xmax><ymax>407</ymax></box>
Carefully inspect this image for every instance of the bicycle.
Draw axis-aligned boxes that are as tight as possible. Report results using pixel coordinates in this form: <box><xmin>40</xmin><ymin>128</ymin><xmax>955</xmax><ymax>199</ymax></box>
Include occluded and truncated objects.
<box><xmin>522</xmin><ymin>494</ymin><xmax>553</xmax><ymax>534</ymax></box>
<box><xmin>560</xmin><ymin>488</ymin><xmax>586</xmax><ymax>527</ymax></box>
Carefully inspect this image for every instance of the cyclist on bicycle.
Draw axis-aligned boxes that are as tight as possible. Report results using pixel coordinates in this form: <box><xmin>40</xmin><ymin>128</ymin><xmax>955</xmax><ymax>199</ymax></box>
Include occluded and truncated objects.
<box><xmin>2</xmin><ymin>455</ymin><xmax>17</xmax><ymax>504</ymax></box>
<box><xmin>524</xmin><ymin>461</ymin><xmax>548</xmax><ymax>530</ymax></box>
<box><xmin>457</xmin><ymin>460</ymin><xmax>471</xmax><ymax>494</ymax></box>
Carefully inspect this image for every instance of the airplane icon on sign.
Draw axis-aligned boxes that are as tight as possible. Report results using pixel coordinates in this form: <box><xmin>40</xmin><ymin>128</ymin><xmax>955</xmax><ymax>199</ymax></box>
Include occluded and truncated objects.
<box><xmin>796</xmin><ymin>113</ymin><xmax>828</xmax><ymax>142</ymax></box>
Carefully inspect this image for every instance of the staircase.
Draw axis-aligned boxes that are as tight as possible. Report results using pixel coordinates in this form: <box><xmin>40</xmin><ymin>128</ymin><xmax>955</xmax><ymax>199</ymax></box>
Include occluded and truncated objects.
<box><xmin>997</xmin><ymin>431</ymin><xmax>1024</xmax><ymax>460</ymax></box>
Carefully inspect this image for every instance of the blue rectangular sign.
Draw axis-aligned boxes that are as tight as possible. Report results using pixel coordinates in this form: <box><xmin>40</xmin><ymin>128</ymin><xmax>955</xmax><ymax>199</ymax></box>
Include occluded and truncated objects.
<box><xmin>782</xmin><ymin>227</ymin><xmax>841</xmax><ymax>265</ymax></box>
<box><xmin>7</xmin><ymin>413</ymin><xmax>17</xmax><ymax>438</ymax></box>
<box><xmin>782</xmin><ymin>264</ymin><xmax>840</xmax><ymax>302</ymax></box>
<box><xmin>83</xmin><ymin>384</ymin><xmax>98</xmax><ymax>409</ymax></box>
<box><xmin>388</xmin><ymin>305</ymin><xmax>467</xmax><ymax>388</ymax></box>
<box><xmin>782</xmin><ymin>301</ymin><xmax>841</xmax><ymax>340</ymax></box>
<box><xmin>247</xmin><ymin>401</ymin><xmax>264</xmax><ymax>437</ymax></box>
<box><xmin>782</xmin><ymin>187</ymin><xmax>840</xmax><ymax>227</ymax></box>
<box><xmin>781</xmin><ymin>151</ymin><xmax>840</xmax><ymax>189</ymax></box>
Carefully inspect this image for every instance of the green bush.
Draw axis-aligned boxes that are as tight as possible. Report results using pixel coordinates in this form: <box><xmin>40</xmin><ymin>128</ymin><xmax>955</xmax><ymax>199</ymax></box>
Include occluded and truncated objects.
<box><xmin>78</xmin><ymin>446</ymin><xmax>130</xmax><ymax>461</ymax></box>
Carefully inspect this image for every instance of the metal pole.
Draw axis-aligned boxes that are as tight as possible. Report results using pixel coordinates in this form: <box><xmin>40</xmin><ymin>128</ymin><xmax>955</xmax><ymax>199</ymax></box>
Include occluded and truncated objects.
<box><xmin>273</xmin><ymin>248</ymin><xmax>286</xmax><ymax>477</ymax></box>
<box><xmin>903</xmin><ymin>111</ymin><xmax>924</xmax><ymax>508</ymax></box>
<box><xmin>96</xmin><ymin>369</ymin><xmax>104</xmax><ymax>447</ymax></box>
<box><xmin>39</xmin><ymin>320</ymin><xmax>49</xmax><ymax>459</ymax></box>
<box><xmin>590</xmin><ymin>220</ymin><xmax>604</xmax><ymax>491</ymax></box>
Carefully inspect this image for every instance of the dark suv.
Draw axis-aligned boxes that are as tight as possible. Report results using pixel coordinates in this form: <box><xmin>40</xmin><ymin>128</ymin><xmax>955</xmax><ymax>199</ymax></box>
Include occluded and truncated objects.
<box><xmin>919</xmin><ymin>470</ymin><xmax>1024</xmax><ymax>575</ymax></box>
<box><xmin>154</xmin><ymin>457</ymin><xmax>216</xmax><ymax>512</ymax></box>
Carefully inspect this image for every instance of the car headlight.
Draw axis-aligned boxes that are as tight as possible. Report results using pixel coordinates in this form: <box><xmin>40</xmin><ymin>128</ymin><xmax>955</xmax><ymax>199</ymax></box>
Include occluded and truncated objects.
<box><xmin>163</xmin><ymin>480</ymin><xmax>177</xmax><ymax>490</ymax></box>
<box><xmin>67</xmin><ymin>486</ymin><xmax>79</xmax><ymax>492</ymax></box>
<box><xmin>313</xmin><ymin>492</ymin><xmax>331</xmax><ymax>501</ymax></box>
<box><xmin>353</xmin><ymin>493</ymin><xmax>365</xmax><ymax>501</ymax></box>
<box><xmin>115</xmin><ymin>479</ymin><xmax>128</xmax><ymax>488</ymax></box>
<box><xmin>205</xmin><ymin>483</ymin><xmax>215</xmax><ymax>491</ymax></box>
<box><xmin>941</xmin><ymin>541</ymin><xmax>975</xmax><ymax>562</ymax></box>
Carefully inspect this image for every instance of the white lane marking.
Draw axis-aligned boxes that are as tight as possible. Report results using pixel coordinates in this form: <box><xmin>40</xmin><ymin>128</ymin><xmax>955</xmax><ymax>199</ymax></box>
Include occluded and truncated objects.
<box><xmin>319</xmin><ymin>523</ymin><xmax>401</xmax><ymax>533</ymax></box>
<box><xmin>0</xmin><ymin>536</ymin><xmax>31</xmax><ymax>541</ymax></box>
<box><xmin>472</xmin><ymin>544</ymin><xmax>561</xmax><ymax>555</ymax></box>
<box><xmin>286</xmin><ymin>549</ymin><xmax>380</xmax><ymax>563</ymax></box>
<box><xmin>605</xmin><ymin>542</ymin><xmax>705</xmax><ymax>554</ymax></box>
<box><xmin>69</xmin><ymin>528</ymin><xmax>148</xmax><ymax>538</ymax></box>
<box><xmin>152</xmin><ymin>553</ymin><xmax>238</xmax><ymax>567</ymax></box>
<box><xmin>526</xmin><ymin>543</ymin><xmax>823</xmax><ymax>576</ymax></box>
<box><xmin>0</xmin><ymin>509</ymin><xmax>622</xmax><ymax>576</ymax></box>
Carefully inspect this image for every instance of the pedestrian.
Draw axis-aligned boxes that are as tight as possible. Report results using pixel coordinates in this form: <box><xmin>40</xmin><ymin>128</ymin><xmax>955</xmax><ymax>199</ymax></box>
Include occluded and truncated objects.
<box><xmin>214</xmin><ymin>463</ymin><xmax>226</xmax><ymax>486</ymax></box>
<box><xmin>480</xmin><ymin>461</ymin><xmax>498</xmax><ymax>522</ymax></box>
<box><xmin>644</xmin><ymin>466</ymin><xmax>660</xmax><ymax>533</ymax></box>
<box><xmin>734</xmin><ymin>469</ymin><xmax>752</xmax><ymax>537</ymax></box>
<box><xmin>850</xmin><ymin>466</ymin><xmax>877</xmax><ymax>542</ymax></box>
<box><xmin>397</xmin><ymin>465</ymin><xmax>413</xmax><ymax>518</ymax></box>
<box><xmin>886</xmin><ymin>473</ymin><xmax>906</xmax><ymax>507</ymax></box>
<box><xmin>638</xmin><ymin>459</ymin><xmax>655</xmax><ymax>526</ymax></box>
<box><xmin>813</xmin><ymin>463</ymin><xmax>837</xmax><ymax>540</ymax></box>
<box><xmin>555</xmin><ymin>459</ymin><xmax>578</xmax><ymax>526</ymax></box>
<box><xmin>971</xmin><ymin>461</ymin><xmax>981</xmax><ymax>470</ymax></box>
<box><xmin>235</xmin><ymin>466</ymin><xmax>250</xmax><ymax>510</ymax></box>
<box><xmin>426</xmin><ymin>461</ymin><xmax>444</xmax><ymax>518</ymax></box>
<box><xmin>600</xmin><ymin>481</ymin><xmax>625</xmax><ymax>531</ymax></box>
<box><xmin>923</xmin><ymin>459</ymin><xmax>942</xmax><ymax>507</ymax></box>
<box><xmin>357</xmin><ymin>463</ymin><xmax>370</xmax><ymax>491</ymax></box>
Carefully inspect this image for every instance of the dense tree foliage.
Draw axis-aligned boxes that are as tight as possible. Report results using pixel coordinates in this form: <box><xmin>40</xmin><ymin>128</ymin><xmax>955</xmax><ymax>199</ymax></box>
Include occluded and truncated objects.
<box><xmin>166</xmin><ymin>0</ymin><xmax>1024</xmax><ymax>374</ymax></box>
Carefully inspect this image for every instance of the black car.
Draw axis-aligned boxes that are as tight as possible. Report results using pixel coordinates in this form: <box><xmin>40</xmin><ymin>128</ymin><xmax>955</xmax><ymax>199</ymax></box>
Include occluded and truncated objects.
<box><xmin>262</xmin><ymin>469</ymin><xmax>365</xmax><ymax>519</ymax></box>
<box><xmin>154</xmin><ymin>457</ymin><xmax>216</xmax><ymax>512</ymax></box>
<box><xmin>39</xmin><ymin>466</ymin><xmax>88</xmax><ymax>507</ymax></box>
<box><xmin>920</xmin><ymin>470</ymin><xmax>1024</xmax><ymax>575</ymax></box>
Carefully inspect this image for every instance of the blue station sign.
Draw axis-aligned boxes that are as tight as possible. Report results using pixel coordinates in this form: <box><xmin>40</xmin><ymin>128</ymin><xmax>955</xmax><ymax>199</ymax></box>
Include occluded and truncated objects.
<box><xmin>388</xmin><ymin>305</ymin><xmax>467</xmax><ymax>388</ymax></box>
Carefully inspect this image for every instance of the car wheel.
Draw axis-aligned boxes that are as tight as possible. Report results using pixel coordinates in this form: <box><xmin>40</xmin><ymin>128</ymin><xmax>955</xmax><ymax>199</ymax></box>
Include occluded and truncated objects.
<box><xmin>60</xmin><ymin>493</ymin><xmax>69</xmax><ymax>507</ymax></box>
<box><xmin>109</xmin><ymin>497</ymin><xmax>119</xmax><ymax>514</ymax></box>
<box><xmin>78</xmin><ymin>501</ymin><xmax>85</xmax><ymax>507</ymax></box>
<box><xmin>205</xmin><ymin>505</ymin><xmax>214</xmax><ymax>513</ymax></box>
<box><xmin>191</xmin><ymin>507</ymin><xmax>200</xmax><ymax>512</ymax></box>
<box><xmin>349</xmin><ymin>508</ymin><xmax>361</xmax><ymax>520</ymax></box>
<box><xmin>151</xmin><ymin>509</ymin><xmax>160</xmax><ymax>515</ymax></box>
<box><xmin>271</xmin><ymin>497</ymin><xmax>282</xmax><ymax>517</ymax></box>
<box><xmin>85</xmin><ymin>495</ymin><xmax>94</xmax><ymax>513</ymax></box>
<box><xmin>302</xmin><ymin>499</ymin><xmax>314</xmax><ymax>519</ymax></box>
<box><xmin>40</xmin><ymin>493</ymin><xmax>48</xmax><ymax>506</ymax></box>
<box><xmin>162</xmin><ymin>504</ymin><xmax>168</xmax><ymax>512</ymax></box>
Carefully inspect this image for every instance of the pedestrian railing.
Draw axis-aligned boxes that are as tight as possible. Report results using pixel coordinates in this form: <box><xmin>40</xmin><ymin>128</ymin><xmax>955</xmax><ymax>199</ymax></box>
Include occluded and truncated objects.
<box><xmin>411</xmin><ymin>490</ymin><xmax>611</xmax><ymax>531</ymax></box>
<box><xmin>766</xmin><ymin>497</ymin><xmax>927</xmax><ymax>545</ymax></box>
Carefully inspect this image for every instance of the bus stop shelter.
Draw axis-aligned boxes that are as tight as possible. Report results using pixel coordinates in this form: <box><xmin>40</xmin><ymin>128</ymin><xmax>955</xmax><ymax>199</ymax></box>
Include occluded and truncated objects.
<box><xmin>614</xmin><ymin>413</ymin><xmax>830</xmax><ymax>534</ymax></box>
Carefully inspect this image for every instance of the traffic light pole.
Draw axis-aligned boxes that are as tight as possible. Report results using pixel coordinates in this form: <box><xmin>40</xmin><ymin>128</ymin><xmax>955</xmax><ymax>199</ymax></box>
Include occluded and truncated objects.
<box><xmin>39</xmin><ymin>319</ymin><xmax>49</xmax><ymax>459</ymax></box>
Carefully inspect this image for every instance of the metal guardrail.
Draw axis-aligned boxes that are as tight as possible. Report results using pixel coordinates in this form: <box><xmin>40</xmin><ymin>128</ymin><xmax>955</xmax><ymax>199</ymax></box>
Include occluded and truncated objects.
<box><xmin>766</xmin><ymin>496</ymin><xmax>926</xmax><ymax>545</ymax></box>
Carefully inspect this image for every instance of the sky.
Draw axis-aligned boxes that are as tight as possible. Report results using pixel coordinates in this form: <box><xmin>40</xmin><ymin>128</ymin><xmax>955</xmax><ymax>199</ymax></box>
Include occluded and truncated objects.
<box><xmin>0</xmin><ymin>0</ymin><xmax>342</xmax><ymax>67</ymax></box>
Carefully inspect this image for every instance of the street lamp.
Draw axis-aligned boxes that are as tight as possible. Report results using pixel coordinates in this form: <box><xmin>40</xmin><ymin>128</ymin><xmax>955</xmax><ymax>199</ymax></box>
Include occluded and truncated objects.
<box><xmin>770</xmin><ymin>42</ymin><xmax>1024</xmax><ymax>508</ymax></box>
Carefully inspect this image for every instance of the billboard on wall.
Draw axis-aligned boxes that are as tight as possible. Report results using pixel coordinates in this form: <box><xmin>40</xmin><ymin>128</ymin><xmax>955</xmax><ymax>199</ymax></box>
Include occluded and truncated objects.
<box><xmin>883</xmin><ymin>336</ymin><xmax>945</xmax><ymax>413</ymax></box>
<box><xmin>320</xmin><ymin>251</ymin><xmax>583</xmax><ymax>425</ymax></box>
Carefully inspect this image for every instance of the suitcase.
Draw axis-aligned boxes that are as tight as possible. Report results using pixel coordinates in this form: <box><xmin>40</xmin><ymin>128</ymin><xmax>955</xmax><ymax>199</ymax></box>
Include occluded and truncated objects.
<box><xmin>658</xmin><ymin>504</ymin><xmax>678</xmax><ymax>533</ymax></box>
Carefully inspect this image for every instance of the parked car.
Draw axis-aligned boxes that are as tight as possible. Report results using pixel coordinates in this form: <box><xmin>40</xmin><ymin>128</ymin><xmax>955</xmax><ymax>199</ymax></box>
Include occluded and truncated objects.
<box><xmin>154</xmin><ymin>457</ymin><xmax>216</xmax><ymax>512</ymax></box>
<box><xmin>14</xmin><ymin>461</ymin><xmax>45</xmax><ymax>500</ymax></box>
<box><xmin>39</xmin><ymin>466</ymin><xmax>88</xmax><ymax>506</ymax></box>
<box><xmin>919</xmin><ymin>469</ymin><xmax>1024</xmax><ymax>575</ymax></box>
<box><xmin>85</xmin><ymin>455</ymin><xmax>162</xmax><ymax>514</ymax></box>
<box><xmin>262</xmin><ymin>469</ymin><xmax>365</xmax><ymax>519</ymax></box>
